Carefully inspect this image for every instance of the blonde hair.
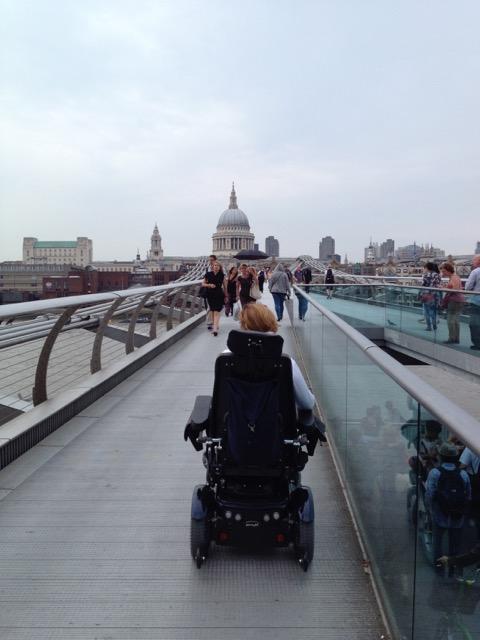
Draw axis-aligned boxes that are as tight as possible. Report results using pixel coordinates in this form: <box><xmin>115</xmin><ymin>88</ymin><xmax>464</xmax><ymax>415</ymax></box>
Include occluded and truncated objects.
<box><xmin>239</xmin><ymin>303</ymin><xmax>278</xmax><ymax>333</ymax></box>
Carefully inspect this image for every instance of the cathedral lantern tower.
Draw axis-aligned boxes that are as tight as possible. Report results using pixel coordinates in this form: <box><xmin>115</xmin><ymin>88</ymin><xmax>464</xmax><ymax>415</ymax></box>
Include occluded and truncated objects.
<box><xmin>148</xmin><ymin>223</ymin><xmax>163</xmax><ymax>260</ymax></box>
<box><xmin>212</xmin><ymin>183</ymin><xmax>255</xmax><ymax>258</ymax></box>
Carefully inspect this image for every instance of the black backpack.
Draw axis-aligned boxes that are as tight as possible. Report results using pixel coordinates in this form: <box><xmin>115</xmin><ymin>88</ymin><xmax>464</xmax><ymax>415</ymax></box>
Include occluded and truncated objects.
<box><xmin>436</xmin><ymin>467</ymin><xmax>468</xmax><ymax>519</ymax></box>
<box><xmin>226</xmin><ymin>377</ymin><xmax>283</xmax><ymax>467</ymax></box>
<box><xmin>302</xmin><ymin>268</ymin><xmax>312</xmax><ymax>284</ymax></box>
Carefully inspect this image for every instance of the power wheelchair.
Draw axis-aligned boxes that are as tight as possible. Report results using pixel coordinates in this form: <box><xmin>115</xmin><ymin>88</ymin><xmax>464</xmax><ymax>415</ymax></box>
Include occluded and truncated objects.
<box><xmin>184</xmin><ymin>329</ymin><xmax>323</xmax><ymax>571</ymax></box>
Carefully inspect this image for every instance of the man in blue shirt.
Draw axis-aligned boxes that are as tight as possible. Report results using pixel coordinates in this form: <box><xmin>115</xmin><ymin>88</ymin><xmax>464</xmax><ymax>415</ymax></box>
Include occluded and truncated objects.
<box><xmin>426</xmin><ymin>442</ymin><xmax>471</xmax><ymax>574</ymax></box>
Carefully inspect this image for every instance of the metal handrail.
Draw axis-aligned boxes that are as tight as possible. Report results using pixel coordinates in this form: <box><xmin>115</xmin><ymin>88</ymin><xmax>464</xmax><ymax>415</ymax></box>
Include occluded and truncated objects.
<box><xmin>292</xmin><ymin>284</ymin><xmax>480</xmax><ymax>455</ymax></box>
<box><xmin>0</xmin><ymin>278</ymin><xmax>204</xmax><ymax>405</ymax></box>
<box><xmin>0</xmin><ymin>279</ymin><xmax>203</xmax><ymax>321</ymax></box>
<box><xmin>297</xmin><ymin>282</ymin><xmax>474</xmax><ymax>294</ymax></box>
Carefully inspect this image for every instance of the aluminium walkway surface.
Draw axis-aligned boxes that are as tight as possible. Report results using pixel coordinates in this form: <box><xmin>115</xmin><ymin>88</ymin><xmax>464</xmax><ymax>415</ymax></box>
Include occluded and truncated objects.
<box><xmin>0</xmin><ymin>297</ymin><xmax>385</xmax><ymax>640</ymax></box>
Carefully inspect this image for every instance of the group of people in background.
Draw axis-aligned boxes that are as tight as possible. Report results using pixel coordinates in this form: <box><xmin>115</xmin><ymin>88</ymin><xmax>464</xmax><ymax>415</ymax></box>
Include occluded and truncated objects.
<box><xmin>202</xmin><ymin>255</ymin><xmax>264</xmax><ymax>336</ymax></box>
<box><xmin>202</xmin><ymin>253</ymin><xmax>480</xmax><ymax>348</ymax></box>
<box><xmin>202</xmin><ymin>256</ymin><xmax>317</xmax><ymax>332</ymax></box>
<box><xmin>404</xmin><ymin>416</ymin><xmax>480</xmax><ymax>577</ymax></box>
<box><xmin>420</xmin><ymin>254</ymin><xmax>480</xmax><ymax>349</ymax></box>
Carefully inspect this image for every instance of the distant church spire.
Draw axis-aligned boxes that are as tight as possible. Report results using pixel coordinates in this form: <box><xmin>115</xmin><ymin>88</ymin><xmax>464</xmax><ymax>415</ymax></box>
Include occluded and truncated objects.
<box><xmin>229</xmin><ymin>182</ymin><xmax>238</xmax><ymax>209</ymax></box>
<box><xmin>149</xmin><ymin>222</ymin><xmax>163</xmax><ymax>260</ymax></box>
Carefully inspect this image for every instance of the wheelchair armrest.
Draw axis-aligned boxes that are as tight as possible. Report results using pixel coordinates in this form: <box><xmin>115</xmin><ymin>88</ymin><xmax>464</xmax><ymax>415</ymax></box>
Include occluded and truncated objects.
<box><xmin>298</xmin><ymin>415</ymin><xmax>327</xmax><ymax>456</ymax></box>
<box><xmin>189</xmin><ymin>395</ymin><xmax>212</xmax><ymax>427</ymax></box>
<box><xmin>184</xmin><ymin>395</ymin><xmax>212</xmax><ymax>451</ymax></box>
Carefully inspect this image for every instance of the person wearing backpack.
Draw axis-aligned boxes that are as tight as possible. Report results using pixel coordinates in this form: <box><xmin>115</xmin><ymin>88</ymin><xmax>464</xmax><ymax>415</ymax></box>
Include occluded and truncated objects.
<box><xmin>302</xmin><ymin>266</ymin><xmax>312</xmax><ymax>293</ymax></box>
<box><xmin>324</xmin><ymin>267</ymin><xmax>335</xmax><ymax>299</ymax></box>
<box><xmin>426</xmin><ymin>442</ymin><xmax>471</xmax><ymax>575</ymax></box>
<box><xmin>460</xmin><ymin>446</ymin><xmax>480</xmax><ymax>537</ymax></box>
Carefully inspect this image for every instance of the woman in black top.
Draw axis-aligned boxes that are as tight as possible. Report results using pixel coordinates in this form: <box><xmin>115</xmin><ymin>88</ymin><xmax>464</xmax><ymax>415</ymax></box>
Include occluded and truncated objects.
<box><xmin>325</xmin><ymin>267</ymin><xmax>335</xmax><ymax>299</ymax></box>
<box><xmin>225</xmin><ymin>266</ymin><xmax>238</xmax><ymax>316</ymax></box>
<box><xmin>237</xmin><ymin>263</ymin><xmax>257</xmax><ymax>308</ymax></box>
<box><xmin>203</xmin><ymin>262</ymin><xmax>226</xmax><ymax>336</ymax></box>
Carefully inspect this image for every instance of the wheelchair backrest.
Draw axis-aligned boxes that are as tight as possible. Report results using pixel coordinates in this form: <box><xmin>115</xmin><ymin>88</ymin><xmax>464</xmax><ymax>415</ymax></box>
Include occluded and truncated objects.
<box><xmin>208</xmin><ymin>330</ymin><xmax>297</xmax><ymax>466</ymax></box>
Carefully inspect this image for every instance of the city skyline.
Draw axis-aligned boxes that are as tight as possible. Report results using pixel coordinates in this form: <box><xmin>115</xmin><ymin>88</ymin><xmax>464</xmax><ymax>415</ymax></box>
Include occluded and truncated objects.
<box><xmin>9</xmin><ymin>228</ymin><xmax>478</xmax><ymax>265</ymax></box>
<box><xmin>1</xmin><ymin>2</ymin><xmax>479</xmax><ymax>262</ymax></box>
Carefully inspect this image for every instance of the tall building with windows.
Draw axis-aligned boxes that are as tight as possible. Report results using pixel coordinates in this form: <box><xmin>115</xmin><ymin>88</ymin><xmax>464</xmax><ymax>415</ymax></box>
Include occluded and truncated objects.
<box><xmin>379</xmin><ymin>239</ymin><xmax>395</xmax><ymax>260</ymax></box>
<box><xmin>475</xmin><ymin>241</ymin><xmax>480</xmax><ymax>254</ymax></box>
<box><xmin>319</xmin><ymin>236</ymin><xmax>335</xmax><ymax>261</ymax></box>
<box><xmin>265</xmin><ymin>236</ymin><xmax>279</xmax><ymax>257</ymax></box>
<box><xmin>23</xmin><ymin>237</ymin><xmax>93</xmax><ymax>267</ymax></box>
<box><xmin>212</xmin><ymin>183</ymin><xmax>255</xmax><ymax>258</ymax></box>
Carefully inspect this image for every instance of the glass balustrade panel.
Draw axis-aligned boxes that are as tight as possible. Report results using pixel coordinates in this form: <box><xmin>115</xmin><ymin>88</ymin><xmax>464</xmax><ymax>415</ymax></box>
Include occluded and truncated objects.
<box><xmin>343</xmin><ymin>339</ymin><xmax>419</xmax><ymax>639</ymax></box>
<box><xmin>412</xmin><ymin>409</ymin><xmax>480</xmax><ymax>640</ymax></box>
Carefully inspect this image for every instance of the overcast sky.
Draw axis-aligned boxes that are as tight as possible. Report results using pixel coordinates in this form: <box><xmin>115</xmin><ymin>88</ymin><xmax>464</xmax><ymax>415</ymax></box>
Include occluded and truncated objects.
<box><xmin>1</xmin><ymin>0</ymin><xmax>479</xmax><ymax>262</ymax></box>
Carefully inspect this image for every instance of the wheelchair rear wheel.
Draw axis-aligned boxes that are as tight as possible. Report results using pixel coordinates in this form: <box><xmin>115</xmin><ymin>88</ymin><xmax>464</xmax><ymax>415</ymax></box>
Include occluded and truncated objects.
<box><xmin>190</xmin><ymin>485</ymin><xmax>212</xmax><ymax>568</ymax></box>
<box><xmin>295</xmin><ymin>520</ymin><xmax>314</xmax><ymax>571</ymax></box>
<box><xmin>190</xmin><ymin>517</ymin><xmax>210</xmax><ymax>568</ymax></box>
<box><xmin>294</xmin><ymin>487</ymin><xmax>315</xmax><ymax>571</ymax></box>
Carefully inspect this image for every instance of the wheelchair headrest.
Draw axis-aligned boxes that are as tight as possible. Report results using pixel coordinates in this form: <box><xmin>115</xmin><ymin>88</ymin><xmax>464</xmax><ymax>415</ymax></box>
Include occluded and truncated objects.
<box><xmin>226</xmin><ymin>329</ymin><xmax>284</xmax><ymax>358</ymax></box>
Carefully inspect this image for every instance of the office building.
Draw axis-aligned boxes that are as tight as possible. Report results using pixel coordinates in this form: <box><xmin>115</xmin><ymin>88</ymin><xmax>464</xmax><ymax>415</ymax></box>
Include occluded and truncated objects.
<box><xmin>265</xmin><ymin>236</ymin><xmax>279</xmax><ymax>257</ymax></box>
<box><xmin>319</xmin><ymin>236</ymin><xmax>335</xmax><ymax>261</ymax></box>
<box><xmin>23</xmin><ymin>237</ymin><xmax>93</xmax><ymax>268</ymax></box>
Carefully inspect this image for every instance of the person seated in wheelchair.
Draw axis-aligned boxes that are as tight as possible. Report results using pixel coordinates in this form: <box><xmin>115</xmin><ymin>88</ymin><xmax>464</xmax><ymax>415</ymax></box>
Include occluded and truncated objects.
<box><xmin>232</xmin><ymin>303</ymin><xmax>325</xmax><ymax>446</ymax></box>
<box><xmin>183</xmin><ymin>303</ymin><xmax>324</xmax><ymax>570</ymax></box>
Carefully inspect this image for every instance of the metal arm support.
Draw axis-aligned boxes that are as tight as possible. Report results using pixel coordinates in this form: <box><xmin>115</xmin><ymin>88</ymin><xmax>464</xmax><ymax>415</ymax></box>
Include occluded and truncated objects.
<box><xmin>126</xmin><ymin>293</ymin><xmax>153</xmax><ymax>354</ymax></box>
<box><xmin>90</xmin><ymin>297</ymin><xmax>123</xmax><ymax>374</ymax></box>
<box><xmin>32</xmin><ymin>306</ymin><xmax>79</xmax><ymax>406</ymax></box>
<box><xmin>166</xmin><ymin>291</ymin><xmax>182</xmax><ymax>331</ymax></box>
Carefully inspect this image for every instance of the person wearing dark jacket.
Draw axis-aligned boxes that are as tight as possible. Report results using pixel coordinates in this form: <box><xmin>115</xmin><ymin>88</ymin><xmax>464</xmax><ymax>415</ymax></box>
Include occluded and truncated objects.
<box><xmin>325</xmin><ymin>267</ymin><xmax>335</xmax><ymax>299</ymax></box>
<box><xmin>293</xmin><ymin>264</ymin><xmax>308</xmax><ymax>321</ymax></box>
<box><xmin>257</xmin><ymin>269</ymin><xmax>265</xmax><ymax>293</ymax></box>
<box><xmin>225</xmin><ymin>266</ymin><xmax>238</xmax><ymax>316</ymax></box>
<box><xmin>203</xmin><ymin>261</ymin><xmax>226</xmax><ymax>336</ymax></box>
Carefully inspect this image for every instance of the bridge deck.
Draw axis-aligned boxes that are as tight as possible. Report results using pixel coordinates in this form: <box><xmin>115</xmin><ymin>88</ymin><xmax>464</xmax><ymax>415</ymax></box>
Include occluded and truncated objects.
<box><xmin>0</xmin><ymin>298</ymin><xmax>384</xmax><ymax>639</ymax></box>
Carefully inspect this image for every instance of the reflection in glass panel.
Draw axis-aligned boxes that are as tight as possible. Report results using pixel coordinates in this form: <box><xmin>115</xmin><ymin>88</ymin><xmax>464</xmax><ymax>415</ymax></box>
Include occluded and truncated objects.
<box><xmin>344</xmin><ymin>340</ymin><xmax>418</xmax><ymax>639</ymax></box>
<box><xmin>412</xmin><ymin>410</ymin><xmax>480</xmax><ymax>640</ymax></box>
<box><xmin>292</xmin><ymin>290</ymin><xmax>480</xmax><ymax>639</ymax></box>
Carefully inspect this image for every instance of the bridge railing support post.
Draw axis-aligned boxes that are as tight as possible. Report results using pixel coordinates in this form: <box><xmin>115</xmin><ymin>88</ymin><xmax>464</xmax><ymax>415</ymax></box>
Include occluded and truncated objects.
<box><xmin>32</xmin><ymin>306</ymin><xmax>79</xmax><ymax>406</ymax></box>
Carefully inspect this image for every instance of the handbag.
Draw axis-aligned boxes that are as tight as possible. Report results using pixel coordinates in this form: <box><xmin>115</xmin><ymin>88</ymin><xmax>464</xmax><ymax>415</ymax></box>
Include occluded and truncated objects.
<box><xmin>199</xmin><ymin>286</ymin><xmax>208</xmax><ymax>298</ymax></box>
<box><xmin>249</xmin><ymin>282</ymin><xmax>262</xmax><ymax>300</ymax></box>
<box><xmin>233</xmin><ymin>301</ymin><xmax>241</xmax><ymax>320</ymax></box>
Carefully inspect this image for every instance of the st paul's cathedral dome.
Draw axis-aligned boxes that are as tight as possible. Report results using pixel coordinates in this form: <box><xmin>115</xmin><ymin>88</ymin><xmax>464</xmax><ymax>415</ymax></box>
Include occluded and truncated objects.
<box><xmin>212</xmin><ymin>183</ymin><xmax>255</xmax><ymax>258</ymax></box>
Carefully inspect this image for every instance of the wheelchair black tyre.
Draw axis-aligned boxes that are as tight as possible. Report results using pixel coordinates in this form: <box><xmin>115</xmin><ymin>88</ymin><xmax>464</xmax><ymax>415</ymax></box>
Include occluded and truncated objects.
<box><xmin>295</xmin><ymin>521</ymin><xmax>314</xmax><ymax>572</ymax></box>
<box><xmin>190</xmin><ymin>517</ymin><xmax>210</xmax><ymax>568</ymax></box>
